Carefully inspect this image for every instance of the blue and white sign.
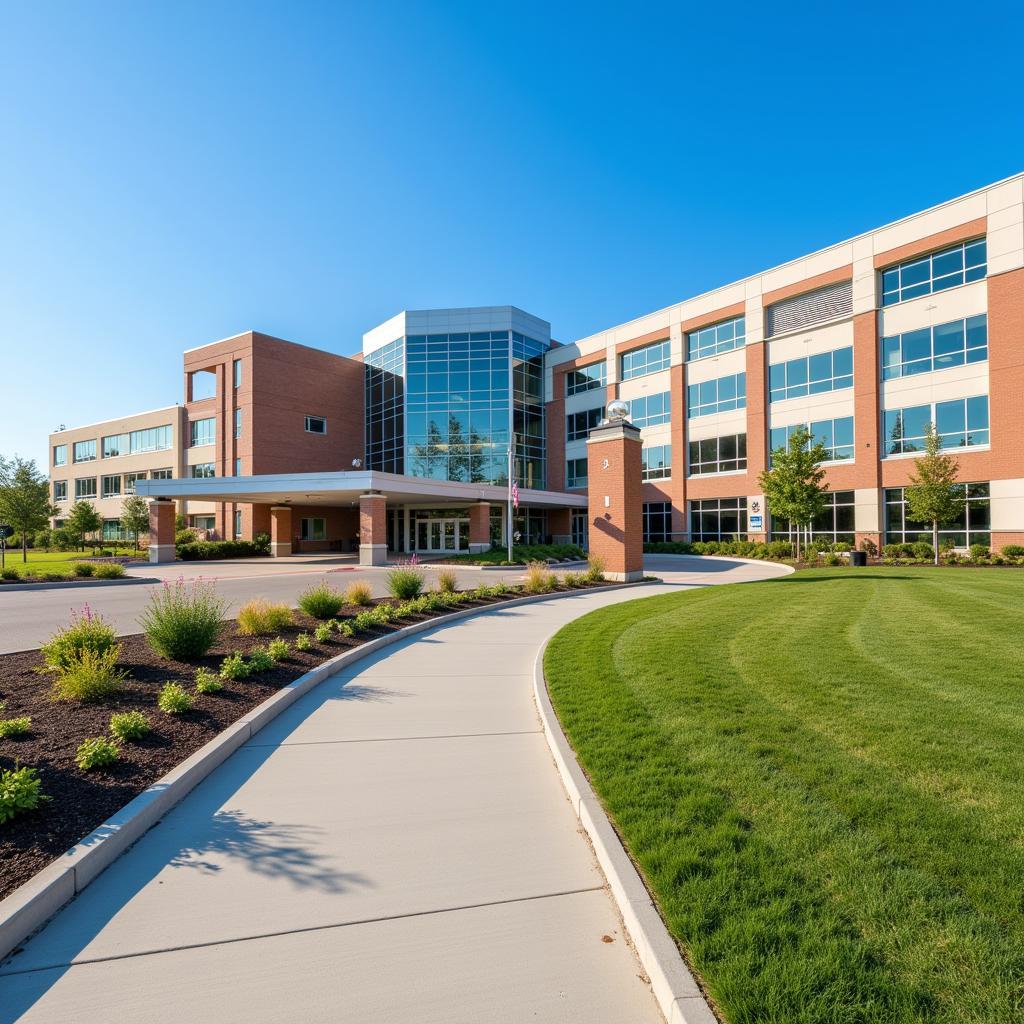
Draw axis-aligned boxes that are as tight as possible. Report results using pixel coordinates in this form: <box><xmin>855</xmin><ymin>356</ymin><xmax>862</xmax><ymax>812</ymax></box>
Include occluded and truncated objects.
<box><xmin>750</xmin><ymin>514</ymin><xmax>763</xmax><ymax>530</ymax></box>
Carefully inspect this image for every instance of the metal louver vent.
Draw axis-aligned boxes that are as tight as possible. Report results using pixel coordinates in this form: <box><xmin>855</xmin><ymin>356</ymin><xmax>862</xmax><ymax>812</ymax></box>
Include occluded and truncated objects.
<box><xmin>766</xmin><ymin>280</ymin><xmax>853</xmax><ymax>338</ymax></box>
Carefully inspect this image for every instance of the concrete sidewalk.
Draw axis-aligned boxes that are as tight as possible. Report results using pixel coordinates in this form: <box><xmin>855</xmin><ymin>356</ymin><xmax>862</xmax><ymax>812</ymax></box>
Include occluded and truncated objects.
<box><xmin>0</xmin><ymin>558</ymin><xmax>787</xmax><ymax>1023</ymax></box>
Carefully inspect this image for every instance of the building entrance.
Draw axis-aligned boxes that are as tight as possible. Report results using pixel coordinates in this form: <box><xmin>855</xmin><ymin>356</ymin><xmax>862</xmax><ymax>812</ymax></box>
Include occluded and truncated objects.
<box><xmin>414</xmin><ymin>517</ymin><xmax>469</xmax><ymax>553</ymax></box>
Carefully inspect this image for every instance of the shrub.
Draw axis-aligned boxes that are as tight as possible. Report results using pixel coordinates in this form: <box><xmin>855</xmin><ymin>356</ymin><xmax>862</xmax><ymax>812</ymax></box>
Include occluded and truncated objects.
<box><xmin>524</xmin><ymin>560</ymin><xmax>554</xmax><ymax>594</ymax></box>
<box><xmin>252</xmin><ymin>532</ymin><xmax>271</xmax><ymax>554</ymax></box>
<box><xmin>387</xmin><ymin>565</ymin><xmax>425</xmax><ymax>600</ymax></box>
<box><xmin>219</xmin><ymin>652</ymin><xmax>251</xmax><ymax>680</ymax></box>
<box><xmin>139</xmin><ymin>578</ymin><xmax>227</xmax><ymax>660</ymax></box>
<box><xmin>344</xmin><ymin>581</ymin><xmax>373</xmax><ymax>606</ymax></box>
<box><xmin>267</xmin><ymin>637</ymin><xmax>290</xmax><ymax>662</ymax></box>
<box><xmin>0</xmin><ymin>766</ymin><xmax>49</xmax><ymax>823</ymax></box>
<box><xmin>859</xmin><ymin>537</ymin><xmax>878</xmax><ymax>557</ymax></box>
<box><xmin>247</xmin><ymin>647</ymin><xmax>274</xmax><ymax>673</ymax></box>
<box><xmin>298</xmin><ymin>582</ymin><xmax>345</xmax><ymax>620</ymax></box>
<box><xmin>1002</xmin><ymin>544</ymin><xmax>1024</xmax><ymax>557</ymax></box>
<box><xmin>336</xmin><ymin>619</ymin><xmax>355</xmax><ymax>638</ymax></box>
<box><xmin>41</xmin><ymin>604</ymin><xmax>117</xmax><ymax>672</ymax></box>
<box><xmin>313</xmin><ymin>621</ymin><xmax>334</xmax><ymax>642</ymax></box>
<box><xmin>295</xmin><ymin>632</ymin><xmax>313</xmax><ymax>652</ymax></box>
<box><xmin>0</xmin><ymin>716</ymin><xmax>31</xmax><ymax>738</ymax></box>
<box><xmin>882</xmin><ymin>544</ymin><xmax>904</xmax><ymax>560</ymax></box>
<box><xmin>436</xmin><ymin>569</ymin><xmax>458</xmax><ymax>594</ymax></box>
<box><xmin>176</xmin><ymin>540</ymin><xmax>267</xmax><ymax>560</ymax></box>
<box><xmin>52</xmin><ymin>647</ymin><xmax>126</xmax><ymax>702</ymax></box>
<box><xmin>970</xmin><ymin>543</ymin><xmax>990</xmax><ymax>562</ymax></box>
<box><xmin>823</xmin><ymin>553</ymin><xmax>842</xmax><ymax>566</ymax></box>
<box><xmin>585</xmin><ymin>553</ymin><xmax>606</xmax><ymax>583</ymax></box>
<box><xmin>237</xmin><ymin>599</ymin><xmax>293</xmax><ymax>635</ymax></box>
<box><xmin>110</xmin><ymin>711</ymin><xmax>150</xmax><ymax>742</ymax></box>
<box><xmin>562</xmin><ymin>571</ymin><xmax>585</xmax><ymax>588</ymax></box>
<box><xmin>912</xmin><ymin>541</ymin><xmax>935</xmax><ymax>562</ymax></box>
<box><xmin>76</xmin><ymin>736</ymin><xmax>120</xmax><ymax>771</ymax></box>
<box><xmin>158</xmin><ymin>682</ymin><xmax>195</xmax><ymax>714</ymax></box>
<box><xmin>0</xmin><ymin>567</ymin><xmax>20</xmax><ymax>581</ymax></box>
<box><xmin>175</xmin><ymin>528</ymin><xmax>198</xmax><ymax>546</ymax></box>
<box><xmin>93</xmin><ymin>563</ymin><xmax>126</xmax><ymax>579</ymax></box>
<box><xmin>70</xmin><ymin>561</ymin><xmax>95</xmax><ymax>577</ymax></box>
<box><xmin>194</xmin><ymin>668</ymin><xmax>223</xmax><ymax>694</ymax></box>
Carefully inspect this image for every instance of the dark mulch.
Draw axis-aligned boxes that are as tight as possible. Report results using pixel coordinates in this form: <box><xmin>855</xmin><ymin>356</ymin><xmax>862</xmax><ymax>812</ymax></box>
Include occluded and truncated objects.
<box><xmin>0</xmin><ymin>584</ymin><xmax>611</xmax><ymax>900</ymax></box>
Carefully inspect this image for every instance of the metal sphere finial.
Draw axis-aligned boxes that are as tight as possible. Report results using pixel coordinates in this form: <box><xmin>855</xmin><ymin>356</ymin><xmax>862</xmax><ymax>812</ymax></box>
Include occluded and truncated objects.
<box><xmin>605</xmin><ymin>399</ymin><xmax>630</xmax><ymax>423</ymax></box>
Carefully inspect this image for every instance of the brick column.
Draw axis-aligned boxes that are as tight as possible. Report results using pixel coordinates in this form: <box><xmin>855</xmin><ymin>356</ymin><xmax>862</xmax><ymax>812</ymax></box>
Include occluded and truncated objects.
<box><xmin>468</xmin><ymin>501</ymin><xmax>491</xmax><ymax>553</ymax></box>
<box><xmin>359</xmin><ymin>493</ymin><xmax>387</xmax><ymax>566</ymax></box>
<box><xmin>548</xmin><ymin>507</ymin><xmax>572</xmax><ymax>545</ymax></box>
<box><xmin>270</xmin><ymin>506</ymin><xmax>292</xmax><ymax>558</ymax></box>
<box><xmin>148</xmin><ymin>499</ymin><xmax>176</xmax><ymax>564</ymax></box>
<box><xmin>586</xmin><ymin>419</ymin><xmax>643</xmax><ymax>582</ymax></box>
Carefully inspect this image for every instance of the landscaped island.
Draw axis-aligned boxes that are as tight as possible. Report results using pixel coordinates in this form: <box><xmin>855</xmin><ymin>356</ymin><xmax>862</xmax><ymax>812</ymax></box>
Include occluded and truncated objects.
<box><xmin>545</xmin><ymin>566</ymin><xmax>1024</xmax><ymax>1023</ymax></box>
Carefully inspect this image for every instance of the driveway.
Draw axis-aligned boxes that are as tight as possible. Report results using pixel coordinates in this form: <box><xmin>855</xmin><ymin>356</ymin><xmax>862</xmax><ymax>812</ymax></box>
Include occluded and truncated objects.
<box><xmin>0</xmin><ymin>557</ymin><xmax>788</xmax><ymax>1023</ymax></box>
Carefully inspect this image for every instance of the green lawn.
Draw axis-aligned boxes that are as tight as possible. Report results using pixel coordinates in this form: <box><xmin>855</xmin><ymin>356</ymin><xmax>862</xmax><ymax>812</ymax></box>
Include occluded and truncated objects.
<box><xmin>0</xmin><ymin>547</ymin><xmax>141</xmax><ymax>577</ymax></box>
<box><xmin>545</xmin><ymin>567</ymin><xmax>1024</xmax><ymax>1023</ymax></box>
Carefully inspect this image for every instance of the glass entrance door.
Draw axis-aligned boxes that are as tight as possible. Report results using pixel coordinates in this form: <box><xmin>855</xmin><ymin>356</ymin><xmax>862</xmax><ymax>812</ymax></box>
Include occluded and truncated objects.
<box><xmin>414</xmin><ymin>517</ymin><xmax>469</xmax><ymax>553</ymax></box>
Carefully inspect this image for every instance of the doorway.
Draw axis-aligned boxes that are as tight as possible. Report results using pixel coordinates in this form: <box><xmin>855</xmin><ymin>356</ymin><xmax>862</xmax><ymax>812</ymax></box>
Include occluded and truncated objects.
<box><xmin>414</xmin><ymin>517</ymin><xmax>469</xmax><ymax>553</ymax></box>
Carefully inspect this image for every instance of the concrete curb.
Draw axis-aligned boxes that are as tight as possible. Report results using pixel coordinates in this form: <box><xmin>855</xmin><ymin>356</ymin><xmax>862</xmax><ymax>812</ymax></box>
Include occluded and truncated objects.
<box><xmin>533</xmin><ymin>640</ymin><xmax>718</xmax><ymax>1024</ymax></box>
<box><xmin>0</xmin><ymin>581</ymin><xmax>643</xmax><ymax>965</ymax></box>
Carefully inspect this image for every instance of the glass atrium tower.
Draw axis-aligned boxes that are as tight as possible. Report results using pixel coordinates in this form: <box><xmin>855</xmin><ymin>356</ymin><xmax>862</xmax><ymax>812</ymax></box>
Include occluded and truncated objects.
<box><xmin>364</xmin><ymin>307</ymin><xmax>550</xmax><ymax>489</ymax></box>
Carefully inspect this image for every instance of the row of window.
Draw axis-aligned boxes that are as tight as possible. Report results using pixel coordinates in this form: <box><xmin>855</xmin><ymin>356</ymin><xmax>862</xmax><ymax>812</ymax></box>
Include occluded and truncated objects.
<box><xmin>52</xmin><ymin>468</ymin><xmax>173</xmax><ymax>502</ymax></box>
<box><xmin>55</xmin><ymin>425</ymin><xmax>174</xmax><ymax>467</ymax></box>
<box><xmin>769</xmin><ymin>416</ymin><xmax>855</xmax><ymax>463</ymax></box>
<box><xmin>768</xmin><ymin>346</ymin><xmax>853</xmax><ymax>403</ymax></box>
<box><xmin>565</xmin><ymin>444</ymin><xmax>672</xmax><ymax>490</ymax></box>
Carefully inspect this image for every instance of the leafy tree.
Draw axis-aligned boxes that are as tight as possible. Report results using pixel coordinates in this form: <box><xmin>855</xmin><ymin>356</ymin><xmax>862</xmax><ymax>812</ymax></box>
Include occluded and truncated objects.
<box><xmin>758</xmin><ymin>425</ymin><xmax>830</xmax><ymax>562</ymax></box>
<box><xmin>120</xmin><ymin>495</ymin><xmax>150</xmax><ymax>553</ymax></box>
<box><xmin>66</xmin><ymin>500</ymin><xmax>102</xmax><ymax>552</ymax></box>
<box><xmin>905</xmin><ymin>424</ymin><xmax>960</xmax><ymax>565</ymax></box>
<box><xmin>0</xmin><ymin>456</ymin><xmax>55</xmax><ymax>562</ymax></box>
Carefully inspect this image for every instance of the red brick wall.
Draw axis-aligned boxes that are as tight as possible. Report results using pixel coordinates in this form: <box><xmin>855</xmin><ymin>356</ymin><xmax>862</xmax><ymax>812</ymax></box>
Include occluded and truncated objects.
<box><xmin>587</xmin><ymin>427</ymin><xmax>643</xmax><ymax>577</ymax></box>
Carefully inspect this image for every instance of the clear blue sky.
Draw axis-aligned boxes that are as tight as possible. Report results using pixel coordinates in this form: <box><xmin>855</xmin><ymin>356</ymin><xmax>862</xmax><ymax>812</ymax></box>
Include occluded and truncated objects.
<box><xmin>2</xmin><ymin>1</ymin><xmax>1022</xmax><ymax>467</ymax></box>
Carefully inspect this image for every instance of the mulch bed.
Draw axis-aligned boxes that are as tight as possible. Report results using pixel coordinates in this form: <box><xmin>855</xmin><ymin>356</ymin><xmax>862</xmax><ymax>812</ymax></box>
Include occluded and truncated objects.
<box><xmin>0</xmin><ymin>583</ymin><xmax>613</xmax><ymax>902</ymax></box>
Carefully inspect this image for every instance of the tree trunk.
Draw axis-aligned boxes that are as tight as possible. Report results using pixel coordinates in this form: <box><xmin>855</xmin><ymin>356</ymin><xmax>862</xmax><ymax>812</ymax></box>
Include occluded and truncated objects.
<box><xmin>22</xmin><ymin>533</ymin><xmax>27</xmax><ymax>563</ymax></box>
<box><xmin>933</xmin><ymin>521</ymin><xmax>939</xmax><ymax>565</ymax></box>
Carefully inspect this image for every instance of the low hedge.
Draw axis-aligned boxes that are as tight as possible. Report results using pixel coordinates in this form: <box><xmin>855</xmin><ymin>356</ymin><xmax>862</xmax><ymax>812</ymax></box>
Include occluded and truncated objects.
<box><xmin>644</xmin><ymin>540</ymin><xmax>796</xmax><ymax>560</ymax></box>
<box><xmin>176</xmin><ymin>540</ymin><xmax>269</xmax><ymax>561</ymax></box>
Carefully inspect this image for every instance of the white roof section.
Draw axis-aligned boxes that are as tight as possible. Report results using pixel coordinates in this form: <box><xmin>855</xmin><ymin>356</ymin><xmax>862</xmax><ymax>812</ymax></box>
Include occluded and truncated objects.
<box><xmin>362</xmin><ymin>306</ymin><xmax>551</xmax><ymax>356</ymax></box>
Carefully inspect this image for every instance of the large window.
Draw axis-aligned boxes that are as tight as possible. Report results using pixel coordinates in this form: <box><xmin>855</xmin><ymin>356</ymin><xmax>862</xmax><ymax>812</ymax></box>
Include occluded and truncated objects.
<box><xmin>882</xmin><ymin>239</ymin><xmax>987</xmax><ymax>306</ymax></box>
<box><xmin>688</xmin><ymin>433</ymin><xmax>747</xmax><ymax>475</ymax></box>
<box><xmin>102</xmin><ymin>425</ymin><xmax>172</xmax><ymax>457</ymax></box>
<box><xmin>769</xmin><ymin>347</ymin><xmax>853</xmax><ymax>402</ymax></box>
<box><xmin>190</xmin><ymin>463</ymin><xmax>215</xmax><ymax>478</ymax></box>
<box><xmin>628</xmin><ymin>391</ymin><xmax>670</xmax><ymax>428</ymax></box>
<box><xmin>53</xmin><ymin>480</ymin><xmax>67</xmax><ymax>502</ymax></box>
<box><xmin>687</xmin><ymin>315</ymin><xmax>745</xmax><ymax>361</ymax></box>
<box><xmin>301</xmin><ymin>517</ymin><xmax>327</xmax><ymax>541</ymax></box>
<box><xmin>690</xmin><ymin>497</ymin><xmax>747</xmax><ymax>541</ymax></box>
<box><xmin>885</xmin><ymin>483</ymin><xmax>990</xmax><ymax>547</ymax></box>
<box><xmin>101</xmin><ymin>474</ymin><xmax>121</xmax><ymax>498</ymax></box>
<box><xmin>150</xmin><ymin>468</ymin><xmax>173</xmax><ymax>480</ymax></box>
<box><xmin>190</xmin><ymin>418</ymin><xmax>215</xmax><ymax>447</ymax></box>
<box><xmin>73</xmin><ymin>439</ymin><xmax>96</xmax><ymax>463</ymax></box>
<box><xmin>75</xmin><ymin>477</ymin><xmax>97</xmax><ymax>499</ymax></box>
<box><xmin>621</xmin><ymin>339</ymin><xmax>670</xmax><ymax>381</ymax></box>
<box><xmin>770</xmin><ymin>417</ymin><xmax>854</xmax><ymax>463</ymax></box>
<box><xmin>567</xmin><ymin>406</ymin><xmax>604</xmax><ymax>441</ymax></box>
<box><xmin>53</xmin><ymin>445</ymin><xmax>66</xmax><ymax>467</ymax></box>
<box><xmin>883</xmin><ymin>396</ymin><xmax>989</xmax><ymax>455</ymax></box>
<box><xmin>124</xmin><ymin>471</ymin><xmax>148</xmax><ymax>494</ymax></box>
<box><xmin>882</xmin><ymin>315</ymin><xmax>987</xmax><ymax>380</ymax></box>
<box><xmin>643</xmin><ymin>502</ymin><xmax>672</xmax><ymax>543</ymax></box>
<box><xmin>566</xmin><ymin>361</ymin><xmax>606</xmax><ymax>396</ymax></box>
<box><xmin>567</xmin><ymin>457</ymin><xmax>588</xmax><ymax>489</ymax></box>
<box><xmin>641</xmin><ymin>444</ymin><xmax>671</xmax><ymax>481</ymax></box>
<box><xmin>305</xmin><ymin>415</ymin><xmax>327</xmax><ymax>434</ymax></box>
<box><xmin>687</xmin><ymin>372</ymin><xmax>746</xmax><ymax>418</ymax></box>
<box><xmin>103</xmin><ymin>433</ymin><xmax>129</xmax><ymax>458</ymax></box>
<box><xmin>102</xmin><ymin>520</ymin><xmax>129</xmax><ymax>542</ymax></box>
<box><xmin>771</xmin><ymin>490</ymin><xmax>855</xmax><ymax>544</ymax></box>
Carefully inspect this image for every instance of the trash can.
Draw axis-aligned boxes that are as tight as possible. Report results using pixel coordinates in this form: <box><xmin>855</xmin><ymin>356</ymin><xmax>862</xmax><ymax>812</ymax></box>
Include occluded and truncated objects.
<box><xmin>850</xmin><ymin>550</ymin><xmax>867</xmax><ymax>567</ymax></box>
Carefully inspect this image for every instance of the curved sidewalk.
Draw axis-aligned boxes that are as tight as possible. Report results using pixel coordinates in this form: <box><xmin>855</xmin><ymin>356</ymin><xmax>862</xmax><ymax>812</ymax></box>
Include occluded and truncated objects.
<box><xmin>0</xmin><ymin>557</ymin><xmax>787</xmax><ymax>1023</ymax></box>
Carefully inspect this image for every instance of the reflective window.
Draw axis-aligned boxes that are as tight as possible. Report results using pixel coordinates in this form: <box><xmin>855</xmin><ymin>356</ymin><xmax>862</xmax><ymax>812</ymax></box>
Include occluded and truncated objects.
<box><xmin>124</xmin><ymin>471</ymin><xmax>148</xmax><ymax>494</ymax></box>
<box><xmin>101</xmin><ymin>474</ymin><xmax>121</xmax><ymax>498</ymax></box>
<box><xmin>688</xmin><ymin>433</ymin><xmax>747</xmax><ymax>475</ymax></box>
<box><xmin>566</xmin><ymin>361</ymin><xmax>606</xmax><ymax>396</ymax></box>
<box><xmin>687</xmin><ymin>315</ymin><xmax>745</xmax><ymax>361</ymax></box>
<box><xmin>235</xmin><ymin>409</ymin><xmax>242</xmax><ymax>438</ymax></box>
<box><xmin>771</xmin><ymin>490</ymin><xmax>855</xmax><ymax>544</ymax></box>
<box><xmin>769</xmin><ymin>347</ymin><xmax>853</xmax><ymax>402</ymax></box>
<box><xmin>150</xmin><ymin>468</ymin><xmax>173</xmax><ymax>480</ymax></box>
<box><xmin>643</xmin><ymin>502</ymin><xmax>672</xmax><ymax>543</ymax></box>
<box><xmin>53</xmin><ymin>480</ymin><xmax>67</xmax><ymax>501</ymax></box>
<box><xmin>883</xmin><ymin>396</ymin><xmax>989</xmax><ymax>454</ymax></box>
<box><xmin>305</xmin><ymin>415</ymin><xmax>327</xmax><ymax>434</ymax></box>
<box><xmin>75</xmin><ymin>477</ymin><xmax>97</xmax><ymax>499</ymax></box>
<box><xmin>882</xmin><ymin>315</ymin><xmax>987</xmax><ymax>379</ymax></box>
<box><xmin>365</xmin><ymin>337</ymin><xmax>406</xmax><ymax>474</ymax></box>
<box><xmin>130</xmin><ymin>426</ymin><xmax>172</xmax><ymax>453</ymax></box>
<box><xmin>885</xmin><ymin>483</ymin><xmax>990</xmax><ymax>547</ymax></box>
<box><xmin>102</xmin><ymin>519</ymin><xmax>129</xmax><ymax>542</ymax></box>
<box><xmin>641</xmin><ymin>444</ymin><xmax>671</xmax><ymax>481</ymax></box>
<box><xmin>628</xmin><ymin>391</ymin><xmax>671</xmax><ymax>428</ymax></box>
<box><xmin>567</xmin><ymin>457</ymin><xmax>588</xmax><ymax>489</ymax></box>
<box><xmin>770</xmin><ymin>417</ymin><xmax>854</xmax><ymax>463</ymax></box>
<box><xmin>687</xmin><ymin>372</ymin><xmax>746</xmax><ymax>418</ymax></box>
<box><xmin>235</xmin><ymin>510</ymin><xmax>243</xmax><ymax>538</ymax></box>
<box><xmin>233</xmin><ymin>359</ymin><xmax>242</xmax><ymax>388</ymax></box>
<box><xmin>190</xmin><ymin>463</ymin><xmax>215</xmax><ymax>478</ymax></box>
<box><xmin>621</xmin><ymin>339</ymin><xmax>670</xmax><ymax>381</ymax></box>
<box><xmin>53</xmin><ymin>444</ymin><xmax>67</xmax><ymax>467</ymax></box>
<box><xmin>571</xmin><ymin>509</ymin><xmax>588</xmax><ymax>549</ymax></box>
<box><xmin>881</xmin><ymin>239</ymin><xmax>987</xmax><ymax>306</ymax></box>
<box><xmin>103</xmin><ymin>433</ymin><xmax>129</xmax><ymax>458</ymax></box>
<box><xmin>190</xmin><ymin>418</ymin><xmax>215</xmax><ymax>447</ymax></box>
<box><xmin>566</xmin><ymin>406</ymin><xmax>604</xmax><ymax>441</ymax></box>
<box><xmin>73</xmin><ymin>439</ymin><xmax>96</xmax><ymax>463</ymax></box>
<box><xmin>689</xmin><ymin>497</ymin><xmax>747</xmax><ymax>541</ymax></box>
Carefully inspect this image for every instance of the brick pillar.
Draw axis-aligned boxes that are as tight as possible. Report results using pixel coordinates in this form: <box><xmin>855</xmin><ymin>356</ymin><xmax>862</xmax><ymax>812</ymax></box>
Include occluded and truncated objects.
<box><xmin>468</xmin><ymin>501</ymin><xmax>491</xmax><ymax>553</ymax></box>
<box><xmin>359</xmin><ymin>493</ymin><xmax>387</xmax><ymax>566</ymax></box>
<box><xmin>587</xmin><ymin>419</ymin><xmax>643</xmax><ymax>582</ymax></box>
<box><xmin>548</xmin><ymin>508</ymin><xmax>572</xmax><ymax>545</ymax></box>
<box><xmin>270</xmin><ymin>506</ymin><xmax>292</xmax><ymax>558</ymax></box>
<box><xmin>148</xmin><ymin>499</ymin><xmax>176</xmax><ymax>564</ymax></box>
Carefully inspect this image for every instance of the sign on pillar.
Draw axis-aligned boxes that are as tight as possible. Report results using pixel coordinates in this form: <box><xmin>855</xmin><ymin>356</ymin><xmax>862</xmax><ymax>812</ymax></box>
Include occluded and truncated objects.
<box><xmin>586</xmin><ymin>402</ymin><xmax>644</xmax><ymax>582</ymax></box>
<box><xmin>748</xmin><ymin>494</ymin><xmax>766</xmax><ymax>541</ymax></box>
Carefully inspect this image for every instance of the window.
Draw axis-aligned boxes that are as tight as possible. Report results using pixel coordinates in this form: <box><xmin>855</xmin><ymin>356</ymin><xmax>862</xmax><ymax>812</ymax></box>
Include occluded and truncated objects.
<box><xmin>566</xmin><ymin>361</ymin><xmax>607</xmax><ymax>395</ymax></box>
<box><xmin>234</xmin><ymin>510</ymin><xmax>243</xmax><ymax>539</ymax></box>
<box><xmin>687</xmin><ymin>315</ymin><xmax>745</xmax><ymax>361</ymax></box>
<box><xmin>130</xmin><ymin>425</ymin><xmax>173</xmax><ymax>452</ymax></box>
<box><xmin>885</xmin><ymin>483</ymin><xmax>990</xmax><ymax>547</ymax></box>
<box><xmin>571</xmin><ymin>510</ymin><xmax>588</xmax><ymax>550</ymax></box>
<box><xmin>190</xmin><ymin>418</ymin><xmax>215</xmax><ymax>447</ymax></box>
<box><xmin>688</xmin><ymin>433</ymin><xmax>747</xmax><ymax>475</ymax></box>
<box><xmin>628</xmin><ymin>391</ymin><xmax>671</xmax><ymax>428</ymax></box>
<box><xmin>766</xmin><ymin>280</ymin><xmax>853</xmax><ymax>337</ymax></box>
<box><xmin>687</xmin><ymin>372</ymin><xmax>746</xmax><ymax>418</ymax></box>
<box><xmin>566</xmin><ymin>406</ymin><xmax>604</xmax><ymax>441</ymax></box>
<box><xmin>102</xmin><ymin>520</ymin><xmax>129</xmax><ymax>542</ymax></box>
<box><xmin>771</xmin><ymin>490</ymin><xmax>855</xmax><ymax>544</ymax></box>
<box><xmin>690</xmin><ymin>497</ymin><xmax>747</xmax><ymax>541</ymax></box>
<box><xmin>643</xmin><ymin>502</ymin><xmax>672</xmax><ymax>543</ymax></box>
<box><xmin>621</xmin><ymin>339</ymin><xmax>670</xmax><ymax>381</ymax></box>
<box><xmin>150</xmin><ymin>468</ymin><xmax>173</xmax><ymax>480</ymax></box>
<box><xmin>641</xmin><ymin>444</ymin><xmax>671</xmax><ymax>481</ymax></box>
<box><xmin>770</xmin><ymin>417</ymin><xmax>854</xmax><ymax>463</ymax></box>
<box><xmin>103</xmin><ymin>433</ymin><xmax>129</xmax><ymax>458</ymax></box>
<box><xmin>233</xmin><ymin>358</ymin><xmax>242</xmax><ymax>389</ymax></box>
<box><xmin>234</xmin><ymin>409</ymin><xmax>242</xmax><ymax>438</ymax></box>
<box><xmin>882</xmin><ymin>315</ymin><xmax>987</xmax><ymax>380</ymax></box>
<box><xmin>124</xmin><ymin>471</ymin><xmax>148</xmax><ymax>494</ymax></box>
<box><xmin>53</xmin><ymin>480</ymin><xmax>67</xmax><ymax>502</ymax></box>
<box><xmin>882</xmin><ymin>239</ymin><xmax>987</xmax><ymax>306</ymax></box>
<box><xmin>305</xmin><ymin>415</ymin><xmax>327</xmax><ymax>434</ymax></box>
<box><xmin>301</xmin><ymin>516</ymin><xmax>327</xmax><ymax>541</ymax></box>
<box><xmin>191</xmin><ymin>515</ymin><xmax>216</xmax><ymax>532</ymax></box>
<box><xmin>75</xmin><ymin>477</ymin><xmax>97</xmax><ymax>499</ymax></box>
<box><xmin>769</xmin><ymin>346</ymin><xmax>853</xmax><ymax>402</ymax></box>
<box><xmin>53</xmin><ymin>444</ymin><xmax>67</xmax><ymax>467</ymax></box>
<box><xmin>101</xmin><ymin>474</ymin><xmax>121</xmax><ymax>498</ymax></box>
<box><xmin>73</xmin><ymin>439</ymin><xmax>96</xmax><ymax>463</ymax></box>
<box><xmin>190</xmin><ymin>463</ymin><xmax>215</xmax><ymax>478</ymax></box>
<box><xmin>883</xmin><ymin>396</ymin><xmax>989</xmax><ymax>455</ymax></box>
<box><xmin>234</xmin><ymin>458</ymin><xmax>242</xmax><ymax>476</ymax></box>
<box><xmin>567</xmin><ymin>458</ymin><xmax>588</xmax><ymax>489</ymax></box>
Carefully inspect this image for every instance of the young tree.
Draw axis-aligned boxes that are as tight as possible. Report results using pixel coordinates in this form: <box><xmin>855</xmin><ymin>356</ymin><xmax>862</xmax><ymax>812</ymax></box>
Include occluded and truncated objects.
<box><xmin>66</xmin><ymin>500</ymin><xmax>102</xmax><ymax>552</ymax></box>
<box><xmin>905</xmin><ymin>424</ymin><xmax>960</xmax><ymax>565</ymax></box>
<box><xmin>758</xmin><ymin>425</ymin><xmax>830</xmax><ymax>562</ymax></box>
<box><xmin>120</xmin><ymin>495</ymin><xmax>150</xmax><ymax>553</ymax></box>
<box><xmin>0</xmin><ymin>456</ymin><xmax>55</xmax><ymax>563</ymax></box>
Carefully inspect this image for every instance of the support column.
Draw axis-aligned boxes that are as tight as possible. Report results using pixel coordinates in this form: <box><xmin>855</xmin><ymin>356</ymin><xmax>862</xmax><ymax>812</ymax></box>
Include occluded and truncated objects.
<box><xmin>148</xmin><ymin>499</ymin><xmax>176</xmax><ymax>564</ymax></box>
<box><xmin>270</xmin><ymin>506</ymin><xmax>293</xmax><ymax>558</ymax></box>
<box><xmin>468</xmin><ymin>501</ymin><xmax>491</xmax><ymax>553</ymax></box>
<box><xmin>548</xmin><ymin>508</ymin><xmax>572</xmax><ymax>545</ymax></box>
<box><xmin>359</xmin><ymin>493</ymin><xmax>387</xmax><ymax>565</ymax></box>
<box><xmin>586</xmin><ymin>418</ymin><xmax>644</xmax><ymax>582</ymax></box>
